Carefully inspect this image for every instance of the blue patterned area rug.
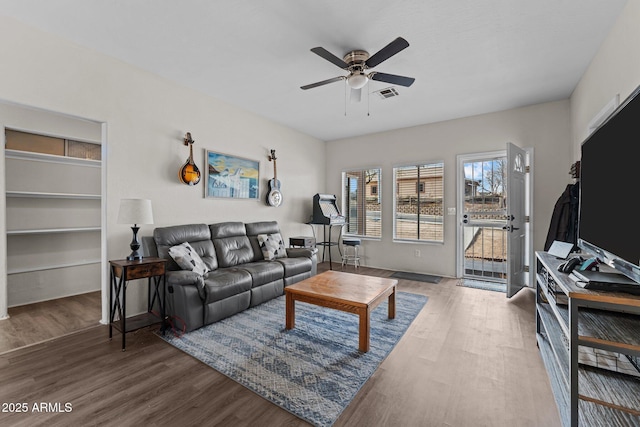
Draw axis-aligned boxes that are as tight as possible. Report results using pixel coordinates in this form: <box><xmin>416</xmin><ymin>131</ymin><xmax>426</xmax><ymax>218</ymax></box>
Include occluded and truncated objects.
<box><xmin>160</xmin><ymin>292</ymin><xmax>427</xmax><ymax>427</ymax></box>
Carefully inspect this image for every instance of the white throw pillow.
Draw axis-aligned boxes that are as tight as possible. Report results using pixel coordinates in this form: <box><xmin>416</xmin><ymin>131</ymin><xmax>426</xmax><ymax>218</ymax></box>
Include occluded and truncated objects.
<box><xmin>257</xmin><ymin>233</ymin><xmax>287</xmax><ymax>261</ymax></box>
<box><xmin>168</xmin><ymin>242</ymin><xmax>209</xmax><ymax>275</ymax></box>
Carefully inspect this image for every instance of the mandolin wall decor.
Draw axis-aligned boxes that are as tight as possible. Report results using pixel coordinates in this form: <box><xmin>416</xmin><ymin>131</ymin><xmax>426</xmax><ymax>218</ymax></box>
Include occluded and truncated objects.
<box><xmin>179</xmin><ymin>132</ymin><xmax>201</xmax><ymax>186</ymax></box>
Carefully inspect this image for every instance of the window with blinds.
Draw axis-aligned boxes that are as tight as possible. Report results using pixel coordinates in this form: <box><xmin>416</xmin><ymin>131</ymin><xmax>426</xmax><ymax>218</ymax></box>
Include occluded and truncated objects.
<box><xmin>342</xmin><ymin>168</ymin><xmax>382</xmax><ymax>238</ymax></box>
<box><xmin>394</xmin><ymin>162</ymin><xmax>444</xmax><ymax>242</ymax></box>
<box><xmin>5</xmin><ymin>129</ymin><xmax>101</xmax><ymax>160</ymax></box>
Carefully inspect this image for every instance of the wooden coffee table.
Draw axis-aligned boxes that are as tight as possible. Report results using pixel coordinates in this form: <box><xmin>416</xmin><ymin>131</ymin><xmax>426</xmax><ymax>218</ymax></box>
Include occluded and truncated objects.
<box><xmin>285</xmin><ymin>270</ymin><xmax>397</xmax><ymax>352</ymax></box>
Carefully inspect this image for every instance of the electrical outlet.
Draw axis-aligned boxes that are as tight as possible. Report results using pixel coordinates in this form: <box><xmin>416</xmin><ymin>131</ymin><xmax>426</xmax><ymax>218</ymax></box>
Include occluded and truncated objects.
<box><xmin>414</xmin><ymin>249</ymin><xmax>421</xmax><ymax>257</ymax></box>
<box><xmin>448</xmin><ymin>207</ymin><xmax>456</xmax><ymax>215</ymax></box>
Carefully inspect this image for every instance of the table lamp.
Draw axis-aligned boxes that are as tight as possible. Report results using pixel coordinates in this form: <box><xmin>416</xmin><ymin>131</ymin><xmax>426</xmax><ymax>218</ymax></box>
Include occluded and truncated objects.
<box><xmin>117</xmin><ymin>198</ymin><xmax>154</xmax><ymax>261</ymax></box>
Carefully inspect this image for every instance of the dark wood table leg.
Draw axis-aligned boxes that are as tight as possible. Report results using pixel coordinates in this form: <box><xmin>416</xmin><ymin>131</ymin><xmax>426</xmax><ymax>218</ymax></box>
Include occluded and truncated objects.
<box><xmin>389</xmin><ymin>286</ymin><xmax>396</xmax><ymax>319</ymax></box>
<box><xmin>109</xmin><ymin>267</ymin><xmax>114</xmax><ymax>339</ymax></box>
<box><xmin>161</xmin><ymin>273</ymin><xmax>166</xmax><ymax>334</ymax></box>
<box><xmin>285</xmin><ymin>292</ymin><xmax>295</xmax><ymax>330</ymax></box>
<box><xmin>121</xmin><ymin>279</ymin><xmax>126</xmax><ymax>351</ymax></box>
<box><xmin>359</xmin><ymin>308</ymin><xmax>371</xmax><ymax>352</ymax></box>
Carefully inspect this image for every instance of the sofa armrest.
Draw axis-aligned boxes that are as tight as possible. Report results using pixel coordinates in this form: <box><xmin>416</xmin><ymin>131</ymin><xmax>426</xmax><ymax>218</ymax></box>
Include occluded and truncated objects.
<box><xmin>286</xmin><ymin>247</ymin><xmax>318</xmax><ymax>258</ymax></box>
<box><xmin>166</xmin><ymin>270</ymin><xmax>205</xmax><ymax>300</ymax></box>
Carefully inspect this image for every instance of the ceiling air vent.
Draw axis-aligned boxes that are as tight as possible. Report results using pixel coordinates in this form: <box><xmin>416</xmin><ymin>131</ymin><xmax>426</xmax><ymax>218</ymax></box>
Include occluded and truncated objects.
<box><xmin>375</xmin><ymin>87</ymin><xmax>399</xmax><ymax>99</ymax></box>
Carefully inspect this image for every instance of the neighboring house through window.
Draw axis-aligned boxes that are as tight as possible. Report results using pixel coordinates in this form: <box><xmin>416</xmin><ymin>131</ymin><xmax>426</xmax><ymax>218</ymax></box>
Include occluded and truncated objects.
<box><xmin>394</xmin><ymin>162</ymin><xmax>444</xmax><ymax>242</ymax></box>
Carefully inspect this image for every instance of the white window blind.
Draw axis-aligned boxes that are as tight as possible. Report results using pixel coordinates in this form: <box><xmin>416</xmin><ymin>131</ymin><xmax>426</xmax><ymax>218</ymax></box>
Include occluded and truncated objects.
<box><xmin>394</xmin><ymin>162</ymin><xmax>444</xmax><ymax>242</ymax></box>
<box><xmin>6</xmin><ymin>129</ymin><xmax>101</xmax><ymax>160</ymax></box>
<box><xmin>342</xmin><ymin>168</ymin><xmax>381</xmax><ymax>238</ymax></box>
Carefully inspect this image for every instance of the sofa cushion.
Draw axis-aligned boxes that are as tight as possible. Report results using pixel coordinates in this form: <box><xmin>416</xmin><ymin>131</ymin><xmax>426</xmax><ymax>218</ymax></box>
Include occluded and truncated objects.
<box><xmin>240</xmin><ymin>261</ymin><xmax>284</xmax><ymax>287</ymax></box>
<box><xmin>209</xmin><ymin>221</ymin><xmax>247</xmax><ymax>239</ymax></box>
<box><xmin>204</xmin><ymin>292</ymin><xmax>251</xmax><ymax>325</ymax></box>
<box><xmin>210</xmin><ymin>222</ymin><xmax>255</xmax><ymax>268</ymax></box>
<box><xmin>154</xmin><ymin>224</ymin><xmax>217</xmax><ymax>271</ymax></box>
<box><xmin>257</xmin><ymin>233</ymin><xmax>287</xmax><ymax>260</ymax></box>
<box><xmin>168</xmin><ymin>242</ymin><xmax>209</xmax><ymax>275</ymax></box>
<box><xmin>203</xmin><ymin>268</ymin><xmax>252</xmax><ymax>304</ymax></box>
<box><xmin>276</xmin><ymin>256</ymin><xmax>313</xmax><ymax>278</ymax></box>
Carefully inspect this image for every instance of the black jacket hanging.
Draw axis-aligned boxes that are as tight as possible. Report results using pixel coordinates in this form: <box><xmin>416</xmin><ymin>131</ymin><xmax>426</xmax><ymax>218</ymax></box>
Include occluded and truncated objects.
<box><xmin>544</xmin><ymin>182</ymin><xmax>579</xmax><ymax>251</ymax></box>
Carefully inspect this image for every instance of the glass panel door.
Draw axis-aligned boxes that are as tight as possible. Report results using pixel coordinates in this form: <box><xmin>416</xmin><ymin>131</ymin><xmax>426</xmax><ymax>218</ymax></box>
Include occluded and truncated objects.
<box><xmin>462</xmin><ymin>156</ymin><xmax>508</xmax><ymax>281</ymax></box>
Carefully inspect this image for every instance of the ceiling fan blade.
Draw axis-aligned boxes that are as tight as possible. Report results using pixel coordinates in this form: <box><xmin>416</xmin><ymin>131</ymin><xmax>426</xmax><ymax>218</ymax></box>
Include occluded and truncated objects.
<box><xmin>365</xmin><ymin>37</ymin><xmax>410</xmax><ymax>68</ymax></box>
<box><xmin>350</xmin><ymin>88</ymin><xmax>362</xmax><ymax>103</ymax></box>
<box><xmin>300</xmin><ymin>76</ymin><xmax>345</xmax><ymax>90</ymax></box>
<box><xmin>370</xmin><ymin>72</ymin><xmax>415</xmax><ymax>87</ymax></box>
<box><xmin>310</xmin><ymin>47</ymin><xmax>349</xmax><ymax>69</ymax></box>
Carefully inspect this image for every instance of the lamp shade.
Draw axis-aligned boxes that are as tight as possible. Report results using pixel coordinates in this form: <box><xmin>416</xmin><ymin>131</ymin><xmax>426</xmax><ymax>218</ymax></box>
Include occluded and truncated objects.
<box><xmin>117</xmin><ymin>199</ymin><xmax>154</xmax><ymax>225</ymax></box>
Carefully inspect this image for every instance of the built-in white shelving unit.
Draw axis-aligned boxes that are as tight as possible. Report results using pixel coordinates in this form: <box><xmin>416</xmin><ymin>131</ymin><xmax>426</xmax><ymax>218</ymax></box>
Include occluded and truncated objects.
<box><xmin>5</xmin><ymin>148</ymin><xmax>101</xmax><ymax>167</ymax></box>
<box><xmin>5</xmin><ymin>145</ymin><xmax>102</xmax><ymax>306</ymax></box>
<box><xmin>7</xmin><ymin>227</ymin><xmax>102</xmax><ymax>236</ymax></box>
<box><xmin>6</xmin><ymin>190</ymin><xmax>101</xmax><ymax>199</ymax></box>
<box><xmin>7</xmin><ymin>260</ymin><xmax>101</xmax><ymax>275</ymax></box>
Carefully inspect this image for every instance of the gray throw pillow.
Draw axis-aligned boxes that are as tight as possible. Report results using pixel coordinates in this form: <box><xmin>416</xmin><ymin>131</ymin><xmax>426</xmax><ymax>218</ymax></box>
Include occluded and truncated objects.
<box><xmin>257</xmin><ymin>233</ymin><xmax>287</xmax><ymax>261</ymax></box>
<box><xmin>168</xmin><ymin>242</ymin><xmax>209</xmax><ymax>275</ymax></box>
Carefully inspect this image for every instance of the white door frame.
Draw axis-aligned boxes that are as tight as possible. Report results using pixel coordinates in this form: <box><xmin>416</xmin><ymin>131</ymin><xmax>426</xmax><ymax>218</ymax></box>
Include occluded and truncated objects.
<box><xmin>0</xmin><ymin>125</ymin><xmax>7</xmax><ymax>319</ymax></box>
<box><xmin>456</xmin><ymin>148</ymin><xmax>534</xmax><ymax>288</ymax></box>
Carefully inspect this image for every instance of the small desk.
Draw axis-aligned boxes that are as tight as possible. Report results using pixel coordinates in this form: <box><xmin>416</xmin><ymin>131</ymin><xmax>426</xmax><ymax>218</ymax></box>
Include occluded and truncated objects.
<box><xmin>109</xmin><ymin>257</ymin><xmax>167</xmax><ymax>351</ymax></box>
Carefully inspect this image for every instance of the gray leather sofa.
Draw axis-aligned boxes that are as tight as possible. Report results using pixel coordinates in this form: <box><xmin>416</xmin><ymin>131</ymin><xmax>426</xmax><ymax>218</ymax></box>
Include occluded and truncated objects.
<box><xmin>143</xmin><ymin>221</ymin><xmax>316</xmax><ymax>332</ymax></box>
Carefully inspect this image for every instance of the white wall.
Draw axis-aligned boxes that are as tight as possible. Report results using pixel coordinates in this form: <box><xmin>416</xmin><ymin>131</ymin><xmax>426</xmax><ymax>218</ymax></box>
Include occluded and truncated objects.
<box><xmin>326</xmin><ymin>100</ymin><xmax>572</xmax><ymax>277</ymax></box>
<box><xmin>570</xmin><ymin>0</ymin><xmax>640</xmax><ymax>152</ymax></box>
<box><xmin>0</xmin><ymin>16</ymin><xmax>325</xmax><ymax>318</ymax></box>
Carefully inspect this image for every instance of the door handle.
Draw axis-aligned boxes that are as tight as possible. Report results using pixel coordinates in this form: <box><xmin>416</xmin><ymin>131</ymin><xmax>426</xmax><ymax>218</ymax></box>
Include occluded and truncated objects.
<box><xmin>502</xmin><ymin>225</ymin><xmax>520</xmax><ymax>232</ymax></box>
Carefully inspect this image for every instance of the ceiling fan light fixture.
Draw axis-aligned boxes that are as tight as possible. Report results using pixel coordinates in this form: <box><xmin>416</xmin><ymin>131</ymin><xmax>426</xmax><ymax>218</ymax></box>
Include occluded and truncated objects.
<box><xmin>347</xmin><ymin>72</ymin><xmax>368</xmax><ymax>89</ymax></box>
<box><xmin>301</xmin><ymin>38</ymin><xmax>414</xmax><ymax>95</ymax></box>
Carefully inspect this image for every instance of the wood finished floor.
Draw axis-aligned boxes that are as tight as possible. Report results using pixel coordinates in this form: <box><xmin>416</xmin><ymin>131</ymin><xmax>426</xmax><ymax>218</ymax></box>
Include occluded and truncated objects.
<box><xmin>0</xmin><ymin>264</ymin><xmax>561</xmax><ymax>427</ymax></box>
<box><xmin>0</xmin><ymin>291</ymin><xmax>101</xmax><ymax>354</ymax></box>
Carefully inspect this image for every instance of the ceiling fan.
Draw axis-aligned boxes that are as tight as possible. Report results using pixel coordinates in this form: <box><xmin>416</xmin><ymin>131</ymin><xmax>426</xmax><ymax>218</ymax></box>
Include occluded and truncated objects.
<box><xmin>301</xmin><ymin>37</ymin><xmax>415</xmax><ymax>101</ymax></box>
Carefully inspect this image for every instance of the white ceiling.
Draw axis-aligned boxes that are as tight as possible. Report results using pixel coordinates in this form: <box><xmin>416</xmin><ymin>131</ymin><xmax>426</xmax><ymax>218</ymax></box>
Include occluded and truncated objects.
<box><xmin>0</xmin><ymin>1</ymin><xmax>628</xmax><ymax>141</ymax></box>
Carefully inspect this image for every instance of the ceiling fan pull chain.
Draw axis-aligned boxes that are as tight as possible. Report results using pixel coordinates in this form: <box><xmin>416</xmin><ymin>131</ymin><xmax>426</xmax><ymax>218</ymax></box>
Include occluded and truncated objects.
<box><xmin>367</xmin><ymin>85</ymin><xmax>370</xmax><ymax>116</ymax></box>
<box><xmin>344</xmin><ymin>79</ymin><xmax>347</xmax><ymax>116</ymax></box>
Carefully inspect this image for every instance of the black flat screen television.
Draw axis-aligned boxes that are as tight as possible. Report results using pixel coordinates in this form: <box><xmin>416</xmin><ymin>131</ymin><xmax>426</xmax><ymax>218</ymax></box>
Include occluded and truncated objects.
<box><xmin>578</xmin><ymin>85</ymin><xmax>640</xmax><ymax>283</ymax></box>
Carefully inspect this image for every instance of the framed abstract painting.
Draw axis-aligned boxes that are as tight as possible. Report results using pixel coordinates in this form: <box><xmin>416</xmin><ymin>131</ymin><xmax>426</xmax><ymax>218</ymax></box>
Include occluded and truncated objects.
<box><xmin>205</xmin><ymin>150</ymin><xmax>260</xmax><ymax>200</ymax></box>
